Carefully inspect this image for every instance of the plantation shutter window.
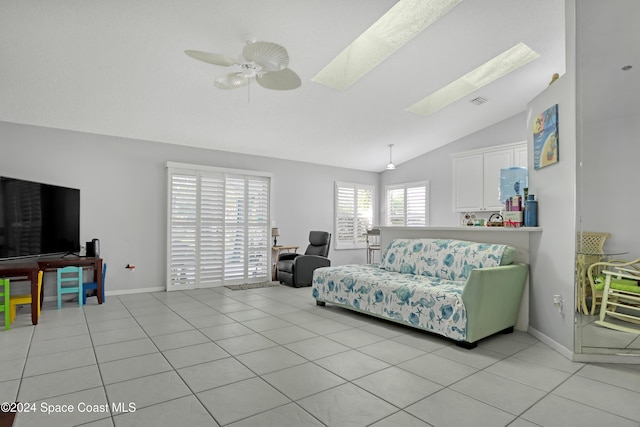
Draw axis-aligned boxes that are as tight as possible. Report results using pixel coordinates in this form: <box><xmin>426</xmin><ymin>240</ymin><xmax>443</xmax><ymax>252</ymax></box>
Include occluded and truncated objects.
<box><xmin>169</xmin><ymin>173</ymin><xmax>198</xmax><ymax>288</ymax></box>
<box><xmin>385</xmin><ymin>181</ymin><xmax>430</xmax><ymax>226</ymax></box>
<box><xmin>167</xmin><ymin>163</ymin><xmax>271</xmax><ymax>290</ymax></box>
<box><xmin>335</xmin><ymin>181</ymin><xmax>375</xmax><ymax>249</ymax></box>
<box><xmin>199</xmin><ymin>175</ymin><xmax>225</xmax><ymax>286</ymax></box>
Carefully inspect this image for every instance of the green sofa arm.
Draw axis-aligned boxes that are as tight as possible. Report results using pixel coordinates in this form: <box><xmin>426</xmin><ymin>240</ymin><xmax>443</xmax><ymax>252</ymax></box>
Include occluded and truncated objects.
<box><xmin>461</xmin><ymin>263</ymin><xmax>529</xmax><ymax>343</ymax></box>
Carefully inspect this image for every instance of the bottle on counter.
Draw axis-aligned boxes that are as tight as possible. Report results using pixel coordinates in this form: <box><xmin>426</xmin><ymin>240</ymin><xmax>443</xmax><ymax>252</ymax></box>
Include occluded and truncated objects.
<box><xmin>511</xmin><ymin>195</ymin><xmax>522</xmax><ymax>211</ymax></box>
<box><xmin>524</xmin><ymin>194</ymin><xmax>538</xmax><ymax>227</ymax></box>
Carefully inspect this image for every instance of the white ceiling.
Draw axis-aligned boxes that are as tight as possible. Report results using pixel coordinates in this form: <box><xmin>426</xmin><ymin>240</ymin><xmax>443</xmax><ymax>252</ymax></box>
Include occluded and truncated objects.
<box><xmin>0</xmin><ymin>0</ymin><xmax>566</xmax><ymax>172</ymax></box>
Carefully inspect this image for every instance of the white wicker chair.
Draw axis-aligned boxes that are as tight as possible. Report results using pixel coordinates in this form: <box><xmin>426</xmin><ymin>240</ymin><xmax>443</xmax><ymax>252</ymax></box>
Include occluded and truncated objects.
<box><xmin>575</xmin><ymin>231</ymin><xmax>610</xmax><ymax>314</ymax></box>
<box><xmin>595</xmin><ymin>259</ymin><xmax>640</xmax><ymax>334</ymax></box>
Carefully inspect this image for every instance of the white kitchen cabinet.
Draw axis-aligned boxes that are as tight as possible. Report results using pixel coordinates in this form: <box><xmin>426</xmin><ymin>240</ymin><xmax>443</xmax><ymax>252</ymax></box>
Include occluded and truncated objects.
<box><xmin>452</xmin><ymin>142</ymin><xmax>527</xmax><ymax>212</ymax></box>
<box><xmin>453</xmin><ymin>153</ymin><xmax>484</xmax><ymax>211</ymax></box>
<box><xmin>483</xmin><ymin>149</ymin><xmax>514</xmax><ymax>211</ymax></box>
<box><xmin>514</xmin><ymin>144</ymin><xmax>528</xmax><ymax>168</ymax></box>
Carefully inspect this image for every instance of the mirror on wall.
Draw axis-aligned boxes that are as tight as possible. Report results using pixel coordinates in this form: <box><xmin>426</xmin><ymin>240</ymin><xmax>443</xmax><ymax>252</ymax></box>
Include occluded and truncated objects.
<box><xmin>574</xmin><ymin>0</ymin><xmax>640</xmax><ymax>355</ymax></box>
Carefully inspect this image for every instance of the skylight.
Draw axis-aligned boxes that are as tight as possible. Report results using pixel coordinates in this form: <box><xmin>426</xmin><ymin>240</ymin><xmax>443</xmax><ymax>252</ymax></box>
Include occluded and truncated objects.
<box><xmin>406</xmin><ymin>42</ymin><xmax>540</xmax><ymax>116</ymax></box>
<box><xmin>311</xmin><ymin>0</ymin><xmax>462</xmax><ymax>90</ymax></box>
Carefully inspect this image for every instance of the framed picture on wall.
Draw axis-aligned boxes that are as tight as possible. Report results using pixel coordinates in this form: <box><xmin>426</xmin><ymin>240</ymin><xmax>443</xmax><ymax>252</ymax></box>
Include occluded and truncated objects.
<box><xmin>533</xmin><ymin>104</ymin><xmax>559</xmax><ymax>170</ymax></box>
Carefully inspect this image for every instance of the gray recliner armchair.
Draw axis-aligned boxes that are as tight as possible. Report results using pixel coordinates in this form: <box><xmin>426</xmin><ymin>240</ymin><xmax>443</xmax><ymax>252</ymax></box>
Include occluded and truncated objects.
<box><xmin>277</xmin><ymin>231</ymin><xmax>331</xmax><ymax>287</ymax></box>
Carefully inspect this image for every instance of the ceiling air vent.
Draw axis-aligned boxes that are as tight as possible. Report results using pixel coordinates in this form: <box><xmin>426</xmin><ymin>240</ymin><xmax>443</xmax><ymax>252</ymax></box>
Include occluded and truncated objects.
<box><xmin>470</xmin><ymin>96</ymin><xmax>488</xmax><ymax>105</ymax></box>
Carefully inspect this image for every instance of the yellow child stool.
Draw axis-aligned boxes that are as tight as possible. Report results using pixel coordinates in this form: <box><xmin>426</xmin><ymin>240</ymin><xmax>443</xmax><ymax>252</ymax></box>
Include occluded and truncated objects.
<box><xmin>10</xmin><ymin>271</ymin><xmax>43</xmax><ymax>323</ymax></box>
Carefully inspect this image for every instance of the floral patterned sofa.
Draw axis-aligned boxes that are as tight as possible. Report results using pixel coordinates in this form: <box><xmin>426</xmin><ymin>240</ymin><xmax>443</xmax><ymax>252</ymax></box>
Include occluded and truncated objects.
<box><xmin>312</xmin><ymin>238</ymin><xmax>529</xmax><ymax>348</ymax></box>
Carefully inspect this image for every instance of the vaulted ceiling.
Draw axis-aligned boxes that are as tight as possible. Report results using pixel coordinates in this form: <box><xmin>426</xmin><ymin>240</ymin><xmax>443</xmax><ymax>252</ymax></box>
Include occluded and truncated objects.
<box><xmin>0</xmin><ymin>0</ymin><xmax>566</xmax><ymax>171</ymax></box>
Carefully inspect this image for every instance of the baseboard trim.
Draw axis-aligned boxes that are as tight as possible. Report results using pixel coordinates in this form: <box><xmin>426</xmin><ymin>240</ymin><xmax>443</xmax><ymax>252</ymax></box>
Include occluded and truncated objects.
<box><xmin>106</xmin><ymin>287</ymin><xmax>165</xmax><ymax>296</ymax></box>
<box><xmin>528</xmin><ymin>326</ymin><xmax>640</xmax><ymax>364</ymax></box>
<box><xmin>572</xmin><ymin>352</ymin><xmax>640</xmax><ymax>364</ymax></box>
<box><xmin>42</xmin><ymin>286</ymin><xmax>165</xmax><ymax>302</ymax></box>
<box><xmin>527</xmin><ymin>326</ymin><xmax>574</xmax><ymax>361</ymax></box>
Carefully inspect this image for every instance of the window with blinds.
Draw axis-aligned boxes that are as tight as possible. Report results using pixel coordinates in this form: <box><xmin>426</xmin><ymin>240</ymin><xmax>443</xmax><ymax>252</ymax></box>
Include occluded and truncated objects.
<box><xmin>167</xmin><ymin>164</ymin><xmax>270</xmax><ymax>290</ymax></box>
<box><xmin>335</xmin><ymin>181</ymin><xmax>375</xmax><ymax>249</ymax></box>
<box><xmin>385</xmin><ymin>181</ymin><xmax>429</xmax><ymax>226</ymax></box>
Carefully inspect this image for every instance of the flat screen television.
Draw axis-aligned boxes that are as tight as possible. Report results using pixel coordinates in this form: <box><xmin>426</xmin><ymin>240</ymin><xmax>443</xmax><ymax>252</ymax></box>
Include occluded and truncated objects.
<box><xmin>0</xmin><ymin>176</ymin><xmax>80</xmax><ymax>260</ymax></box>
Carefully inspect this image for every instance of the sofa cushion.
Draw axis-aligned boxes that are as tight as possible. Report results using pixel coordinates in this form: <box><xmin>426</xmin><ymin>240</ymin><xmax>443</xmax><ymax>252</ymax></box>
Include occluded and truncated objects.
<box><xmin>380</xmin><ymin>239</ymin><xmax>433</xmax><ymax>275</ymax></box>
<box><xmin>593</xmin><ymin>275</ymin><xmax>639</xmax><ymax>292</ymax></box>
<box><xmin>312</xmin><ymin>264</ymin><xmax>468</xmax><ymax>341</ymax></box>
<box><xmin>380</xmin><ymin>239</ymin><xmax>511</xmax><ymax>281</ymax></box>
<box><xmin>500</xmin><ymin>246</ymin><xmax>517</xmax><ymax>266</ymax></box>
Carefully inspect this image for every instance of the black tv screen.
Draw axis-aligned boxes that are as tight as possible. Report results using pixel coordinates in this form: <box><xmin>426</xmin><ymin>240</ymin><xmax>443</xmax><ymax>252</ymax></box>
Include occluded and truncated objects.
<box><xmin>0</xmin><ymin>176</ymin><xmax>80</xmax><ymax>260</ymax></box>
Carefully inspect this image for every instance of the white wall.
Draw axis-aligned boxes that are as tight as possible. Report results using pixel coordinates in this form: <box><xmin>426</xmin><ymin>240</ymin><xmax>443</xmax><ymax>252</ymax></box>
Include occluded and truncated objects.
<box><xmin>526</xmin><ymin>75</ymin><xmax>576</xmax><ymax>353</ymax></box>
<box><xmin>378</xmin><ymin>112</ymin><xmax>527</xmax><ymax>226</ymax></box>
<box><xmin>0</xmin><ymin>121</ymin><xmax>377</xmax><ymax>295</ymax></box>
<box><xmin>580</xmin><ymin>116</ymin><xmax>640</xmax><ymax>252</ymax></box>
<box><xmin>525</xmin><ymin>1</ymin><xmax>577</xmax><ymax>353</ymax></box>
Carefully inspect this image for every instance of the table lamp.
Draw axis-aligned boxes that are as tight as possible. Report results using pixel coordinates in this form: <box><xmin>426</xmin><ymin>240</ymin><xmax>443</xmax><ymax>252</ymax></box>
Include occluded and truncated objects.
<box><xmin>272</xmin><ymin>227</ymin><xmax>280</xmax><ymax>247</ymax></box>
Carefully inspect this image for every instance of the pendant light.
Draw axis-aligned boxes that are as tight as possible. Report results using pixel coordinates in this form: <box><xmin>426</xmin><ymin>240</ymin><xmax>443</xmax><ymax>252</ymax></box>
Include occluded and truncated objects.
<box><xmin>386</xmin><ymin>144</ymin><xmax>396</xmax><ymax>170</ymax></box>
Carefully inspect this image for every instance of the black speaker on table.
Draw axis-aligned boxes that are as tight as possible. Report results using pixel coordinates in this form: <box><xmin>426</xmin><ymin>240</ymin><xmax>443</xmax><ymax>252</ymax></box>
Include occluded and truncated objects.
<box><xmin>86</xmin><ymin>238</ymin><xmax>100</xmax><ymax>258</ymax></box>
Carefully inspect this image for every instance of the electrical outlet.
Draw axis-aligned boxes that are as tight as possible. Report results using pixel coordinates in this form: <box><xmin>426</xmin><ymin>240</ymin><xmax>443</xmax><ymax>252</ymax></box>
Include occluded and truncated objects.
<box><xmin>553</xmin><ymin>294</ymin><xmax>564</xmax><ymax>314</ymax></box>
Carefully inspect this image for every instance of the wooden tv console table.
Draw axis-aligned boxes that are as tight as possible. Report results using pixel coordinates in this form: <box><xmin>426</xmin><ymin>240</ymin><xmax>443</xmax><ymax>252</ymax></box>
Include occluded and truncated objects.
<box><xmin>0</xmin><ymin>257</ymin><xmax>103</xmax><ymax>325</ymax></box>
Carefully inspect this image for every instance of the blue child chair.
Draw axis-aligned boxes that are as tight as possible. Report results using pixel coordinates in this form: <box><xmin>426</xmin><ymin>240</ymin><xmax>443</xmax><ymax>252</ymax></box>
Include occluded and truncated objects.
<box><xmin>57</xmin><ymin>266</ymin><xmax>83</xmax><ymax>309</ymax></box>
<box><xmin>83</xmin><ymin>263</ymin><xmax>107</xmax><ymax>304</ymax></box>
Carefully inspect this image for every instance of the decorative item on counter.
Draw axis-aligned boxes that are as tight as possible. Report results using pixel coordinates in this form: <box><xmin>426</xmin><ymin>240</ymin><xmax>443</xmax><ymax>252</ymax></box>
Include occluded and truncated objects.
<box><xmin>524</xmin><ymin>194</ymin><xmax>538</xmax><ymax>227</ymax></box>
<box><xmin>522</xmin><ymin>187</ymin><xmax>528</xmax><ymax>224</ymax></box>
<box><xmin>487</xmin><ymin>213</ymin><xmax>504</xmax><ymax>227</ymax></box>
<box><xmin>503</xmin><ymin>211</ymin><xmax>523</xmax><ymax>227</ymax></box>
<box><xmin>463</xmin><ymin>212</ymin><xmax>476</xmax><ymax>226</ymax></box>
<box><xmin>501</xmin><ymin>189</ymin><xmax>524</xmax><ymax>227</ymax></box>
<box><xmin>510</xmin><ymin>195</ymin><xmax>522</xmax><ymax>211</ymax></box>
<box><xmin>499</xmin><ymin>166</ymin><xmax>528</xmax><ymax>205</ymax></box>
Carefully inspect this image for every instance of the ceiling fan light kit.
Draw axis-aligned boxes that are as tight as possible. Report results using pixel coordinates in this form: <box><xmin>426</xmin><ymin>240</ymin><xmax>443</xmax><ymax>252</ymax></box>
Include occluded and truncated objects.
<box><xmin>386</xmin><ymin>144</ymin><xmax>396</xmax><ymax>170</ymax></box>
<box><xmin>185</xmin><ymin>41</ymin><xmax>301</xmax><ymax>91</ymax></box>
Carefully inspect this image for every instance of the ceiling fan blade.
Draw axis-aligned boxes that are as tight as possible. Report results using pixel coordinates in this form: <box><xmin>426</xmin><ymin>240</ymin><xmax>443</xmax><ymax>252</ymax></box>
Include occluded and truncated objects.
<box><xmin>185</xmin><ymin>50</ymin><xmax>236</xmax><ymax>66</ymax></box>
<box><xmin>256</xmin><ymin>68</ymin><xmax>301</xmax><ymax>90</ymax></box>
<box><xmin>214</xmin><ymin>72</ymin><xmax>250</xmax><ymax>90</ymax></box>
<box><xmin>243</xmin><ymin>41</ymin><xmax>289</xmax><ymax>72</ymax></box>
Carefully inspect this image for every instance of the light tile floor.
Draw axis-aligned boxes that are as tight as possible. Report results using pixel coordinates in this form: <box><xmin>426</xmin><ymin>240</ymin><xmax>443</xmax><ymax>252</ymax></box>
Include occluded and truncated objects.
<box><xmin>2</xmin><ymin>285</ymin><xmax>640</xmax><ymax>427</ymax></box>
<box><xmin>577</xmin><ymin>312</ymin><xmax>640</xmax><ymax>355</ymax></box>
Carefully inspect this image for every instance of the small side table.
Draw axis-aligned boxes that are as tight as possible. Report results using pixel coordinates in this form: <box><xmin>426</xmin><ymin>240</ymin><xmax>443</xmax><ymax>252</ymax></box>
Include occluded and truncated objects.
<box><xmin>272</xmin><ymin>246</ymin><xmax>299</xmax><ymax>281</ymax></box>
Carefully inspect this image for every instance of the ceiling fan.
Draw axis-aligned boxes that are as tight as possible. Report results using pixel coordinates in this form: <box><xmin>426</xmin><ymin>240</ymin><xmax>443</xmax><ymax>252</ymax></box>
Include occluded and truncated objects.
<box><xmin>185</xmin><ymin>40</ymin><xmax>301</xmax><ymax>90</ymax></box>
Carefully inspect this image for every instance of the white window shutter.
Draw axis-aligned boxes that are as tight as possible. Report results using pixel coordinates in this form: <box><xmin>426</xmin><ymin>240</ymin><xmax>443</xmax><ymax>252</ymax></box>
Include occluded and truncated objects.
<box><xmin>247</xmin><ymin>177</ymin><xmax>269</xmax><ymax>279</ymax></box>
<box><xmin>335</xmin><ymin>181</ymin><xmax>375</xmax><ymax>249</ymax></box>
<box><xmin>169</xmin><ymin>172</ymin><xmax>197</xmax><ymax>289</ymax></box>
<box><xmin>356</xmin><ymin>188</ymin><xmax>373</xmax><ymax>244</ymax></box>
<box><xmin>386</xmin><ymin>187</ymin><xmax>405</xmax><ymax>226</ymax></box>
<box><xmin>199</xmin><ymin>174</ymin><xmax>225</xmax><ymax>287</ymax></box>
<box><xmin>167</xmin><ymin>165</ymin><xmax>270</xmax><ymax>290</ymax></box>
<box><xmin>336</xmin><ymin>184</ymin><xmax>356</xmax><ymax>247</ymax></box>
<box><xmin>223</xmin><ymin>176</ymin><xmax>246</xmax><ymax>284</ymax></box>
<box><xmin>406</xmin><ymin>185</ymin><xmax>427</xmax><ymax>226</ymax></box>
<box><xmin>385</xmin><ymin>181</ymin><xmax>429</xmax><ymax>227</ymax></box>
